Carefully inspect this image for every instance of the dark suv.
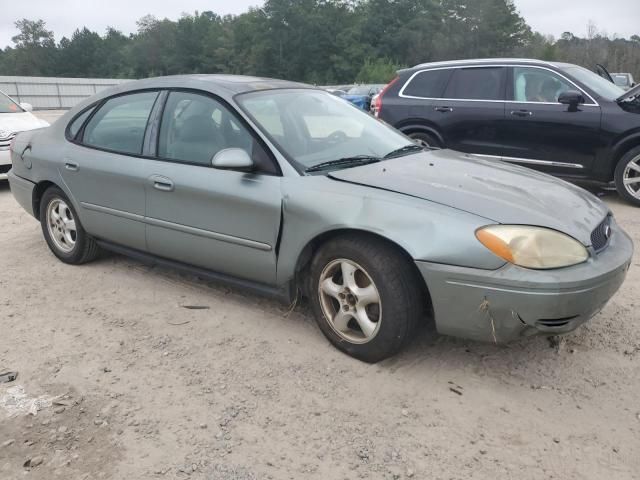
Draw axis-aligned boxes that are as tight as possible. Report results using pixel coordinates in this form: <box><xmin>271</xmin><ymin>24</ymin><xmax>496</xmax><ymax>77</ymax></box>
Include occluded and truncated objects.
<box><xmin>374</xmin><ymin>59</ymin><xmax>640</xmax><ymax>206</ymax></box>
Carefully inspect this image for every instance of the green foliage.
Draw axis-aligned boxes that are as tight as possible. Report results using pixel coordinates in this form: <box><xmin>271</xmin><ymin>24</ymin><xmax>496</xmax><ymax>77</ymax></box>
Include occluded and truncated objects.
<box><xmin>356</xmin><ymin>58</ymin><xmax>401</xmax><ymax>83</ymax></box>
<box><xmin>0</xmin><ymin>1</ymin><xmax>638</xmax><ymax>83</ymax></box>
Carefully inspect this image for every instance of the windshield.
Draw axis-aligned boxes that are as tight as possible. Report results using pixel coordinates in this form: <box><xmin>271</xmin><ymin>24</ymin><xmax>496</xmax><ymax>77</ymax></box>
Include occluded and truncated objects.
<box><xmin>612</xmin><ymin>74</ymin><xmax>630</xmax><ymax>87</ymax></box>
<box><xmin>237</xmin><ymin>89</ymin><xmax>417</xmax><ymax>172</ymax></box>
<box><xmin>0</xmin><ymin>91</ymin><xmax>24</xmax><ymax>114</ymax></box>
<box><xmin>561</xmin><ymin>66</ymin><xmax>625</xmax><ymax>101</ymax></box>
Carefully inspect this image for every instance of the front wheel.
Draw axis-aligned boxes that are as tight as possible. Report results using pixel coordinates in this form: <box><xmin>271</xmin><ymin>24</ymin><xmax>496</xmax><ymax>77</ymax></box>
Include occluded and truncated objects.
<box><xmin>40</xmin><ymin>186</ymin><xmax>100</xmax><ymax>264</ymax></box>
<box><xmin>308</xmin><ymin>234</ymin><xmax>424</xmax><ymax>363</ymax></box>
<box><xmin>614</xmin><ymin>146</ymin><xmax>640</xmax><ymax>207</ymax></box>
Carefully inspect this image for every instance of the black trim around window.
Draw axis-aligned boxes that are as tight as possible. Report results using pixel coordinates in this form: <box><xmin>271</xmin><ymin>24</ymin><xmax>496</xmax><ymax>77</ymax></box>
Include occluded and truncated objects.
<box><xmin>64</xmin><ymin>87</ymin><xmax>282</xmax><ymax>177</ymax></box>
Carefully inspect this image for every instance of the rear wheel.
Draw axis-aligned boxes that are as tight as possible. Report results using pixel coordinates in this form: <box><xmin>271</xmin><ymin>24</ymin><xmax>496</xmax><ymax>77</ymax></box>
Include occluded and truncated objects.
<box><xmin>408</xmin><ymin>131</ymin><xmax>442</xmax><ymax>149</ymax></box>
<box><xmin>40</xmin><ymin>186</ymin><xmax>100</xmax><ymax>264</ymax></box>
<box><xmin>614</xmin><ymin>146</ymin><xmax>640</xmax><ymax>207</ymax></box>
<box><xmin>308</xmin><ymin>234</ymin><xmax>424</xmax><ymax>363</ymax></box>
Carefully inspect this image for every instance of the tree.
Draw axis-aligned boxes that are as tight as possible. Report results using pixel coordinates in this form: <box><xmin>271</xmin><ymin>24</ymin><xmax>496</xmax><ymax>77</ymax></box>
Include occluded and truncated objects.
<box><xmin>1</xmin><ymin>2</ymin><xmax>639</xmax><ymax>83</ymax></box>
<box><xmin>11</xmin><ymin>19</ymin><xmax>54</xmax><ymax>48</ymax></box>
<box><xmin>9</xmin><ymin>19</ymin><xmax>57</xmax><ymax>75</ymax></box>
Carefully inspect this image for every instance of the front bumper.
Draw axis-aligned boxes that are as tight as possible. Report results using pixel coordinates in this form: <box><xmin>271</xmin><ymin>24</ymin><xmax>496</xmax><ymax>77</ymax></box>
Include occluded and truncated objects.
<box><xmin>416</xmin><ymin>222</ymin><xmax>634</xmax><ymax>343</ymax></box>
<box><xmin>0</xmin><ymin>149</ymin><xmax>10</xmax><ymax>180</ymax></box>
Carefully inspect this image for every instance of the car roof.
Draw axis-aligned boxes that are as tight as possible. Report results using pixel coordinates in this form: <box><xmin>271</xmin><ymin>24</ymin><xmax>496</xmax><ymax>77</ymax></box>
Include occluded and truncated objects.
<box><xmin>401</xmin><ymin>58</ymin><xmax>574</xmax><ymax>73</ymax></box>
<box><xmin>95</xmin><ymin>74</ymin><xmax>314</xmax><ymax>100</ymax></box>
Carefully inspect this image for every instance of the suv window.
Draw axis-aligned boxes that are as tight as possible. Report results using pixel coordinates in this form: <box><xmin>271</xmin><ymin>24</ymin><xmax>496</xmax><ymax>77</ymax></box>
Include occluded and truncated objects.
<box><xmin>513</xmin><ymin>67</ymin><xmax>574</xmax><ymax>103</ymax></box>
<box><xmin>444</xmin><ymin>67</ymin><xmax>506</xmax><ymax>101</ymax></box>
<box><xmin>82</xmin><ymin>92</ymin><xmax>158</xmax><ymax>155</ymax></box>
<box><xmin>158</xmin><ymin>91</ymin><xmax>276</xmax><ymax>173</ymax></box>
<box><xmin>402</xmin><ymin>69</ymin><xmax>452</xmax><ymax>98</ymax></box>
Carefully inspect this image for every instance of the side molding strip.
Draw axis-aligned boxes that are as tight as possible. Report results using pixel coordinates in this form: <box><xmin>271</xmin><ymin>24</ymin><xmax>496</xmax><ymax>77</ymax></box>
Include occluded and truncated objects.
<box><xmin>81</xmin><ymin>202</ymin><xmax>272</xmax><ymax>252</ymax></box>
<box><xmin>469</xmin><ymin>154</ymin><xmax>584</xmax><ymax>170</ymax></box>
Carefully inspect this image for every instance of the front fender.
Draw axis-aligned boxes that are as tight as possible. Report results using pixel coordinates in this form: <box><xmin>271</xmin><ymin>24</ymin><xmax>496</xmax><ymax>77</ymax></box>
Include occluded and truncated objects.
<box><xmin>276</xmin><ymin>176</ymin><xmax>505</xmax><ymax>285</ymax></box>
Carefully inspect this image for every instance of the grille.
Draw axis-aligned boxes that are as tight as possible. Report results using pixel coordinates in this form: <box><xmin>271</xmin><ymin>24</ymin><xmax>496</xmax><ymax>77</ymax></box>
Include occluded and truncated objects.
<box><xmin>536</xmin><ymin>316</ymin><xmax>579</xmax><ymax>329</ymax></box>
<box><xmin>591</xmin><ymin>216</ymin><xmax>612</xmax><ymax>252</ymax></box>
<box><xmin>0</xmin><ymin>132</ymin><xmax>16</xmax><ymax>150</ymax></box>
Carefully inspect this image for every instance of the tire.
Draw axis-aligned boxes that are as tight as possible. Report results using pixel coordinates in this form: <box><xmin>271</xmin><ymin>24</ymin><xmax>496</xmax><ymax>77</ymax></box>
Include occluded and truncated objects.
<box><xmin>308</xmin><ymin>234</ymin><xmax>424</xmax><ymax>363</ymax></box>
<box><xmin>614</xmin><ymin>146</ymin><xmax>640</xmax><ymax>207</ymax></box>
<box><xmin>40</xmin><ymin>186</ymin><xmax>100</xmax><ymax>264</ymax></box>
<box><xmin>408</xmin><ymin>131</ymin><xmax>442</xmax><ymax>149</ymax></box>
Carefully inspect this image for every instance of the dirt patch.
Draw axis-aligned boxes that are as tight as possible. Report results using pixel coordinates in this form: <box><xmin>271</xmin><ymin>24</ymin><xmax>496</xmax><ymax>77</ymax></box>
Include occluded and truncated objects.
<box><xmin>1</xmin><ymin>183</ymin><xmax>639</xmax><ymax>479</ymax></box>
<box><xmin>0</xmin><ymin>385</ymin><xmax>121</xmax><ymax>479</ymax></box>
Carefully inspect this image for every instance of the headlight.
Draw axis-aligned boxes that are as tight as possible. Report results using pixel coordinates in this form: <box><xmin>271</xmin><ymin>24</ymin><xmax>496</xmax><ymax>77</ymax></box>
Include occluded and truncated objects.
<box><xmin>475</xmin><ymin>225</ymin><xmax>589</xmax><ymax>269</ymax></box>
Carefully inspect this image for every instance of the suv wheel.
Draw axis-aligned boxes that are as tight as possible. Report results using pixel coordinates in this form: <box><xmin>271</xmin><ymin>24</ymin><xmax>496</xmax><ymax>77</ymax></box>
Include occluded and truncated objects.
<box><xmin>408</xmin><ymin>131</ymin><xmax>441</xmax><ymax>149</ymax></box>
<box><xmin>614</xmin><ymin>146</ymin><xmax>640</xmax><ymax>207</ymax></box>
<box><xmin>40</xmin><ymin>186</ymin><xmax>100</xmax><ymax>264</ymax></box>
<box><xmin>308</xmin><ymin>234</ymin><xmax>424</xmax><ymax>363</ymax></box>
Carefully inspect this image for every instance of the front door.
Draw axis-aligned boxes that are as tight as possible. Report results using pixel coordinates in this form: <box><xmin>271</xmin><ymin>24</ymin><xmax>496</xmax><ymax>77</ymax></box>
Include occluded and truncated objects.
<box><xmin>144</xmin><ymin>90</ymin><xmax>282</xmax><ymax>285</ymax></box>
<box><xmin>500</xmin><ymin>66</ymin><xmax>602</xmax><ymax>174</ymax></box>
<box><xmin>60</xmin><ymin>91</ymin><xmax>160</xmax><ymax>251</ymax></box>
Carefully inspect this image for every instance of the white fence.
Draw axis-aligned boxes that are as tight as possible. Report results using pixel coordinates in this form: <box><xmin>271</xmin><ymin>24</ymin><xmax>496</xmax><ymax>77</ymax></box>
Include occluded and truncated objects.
<box><xmin>0</xmin><ymin>76</ymin><xmax>132</xmax><ymax>110</ymax></box>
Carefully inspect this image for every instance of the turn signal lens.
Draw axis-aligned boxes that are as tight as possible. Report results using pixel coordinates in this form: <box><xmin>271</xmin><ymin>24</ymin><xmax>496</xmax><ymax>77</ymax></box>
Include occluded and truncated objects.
<box><xmin>476</xmin><ymin>225</ymin><xmax>589</xmax><ymax>269</ymax></box>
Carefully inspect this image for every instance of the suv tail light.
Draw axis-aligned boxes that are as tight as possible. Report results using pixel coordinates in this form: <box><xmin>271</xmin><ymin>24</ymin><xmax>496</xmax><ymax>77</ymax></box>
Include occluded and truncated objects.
<box><xmin>373</xmin><ymin>76</ymin><xmax>399</xmax><ymax>118</ymax></box>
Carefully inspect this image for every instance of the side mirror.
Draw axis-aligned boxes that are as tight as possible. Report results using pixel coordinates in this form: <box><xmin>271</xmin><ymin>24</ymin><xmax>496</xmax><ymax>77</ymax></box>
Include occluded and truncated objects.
<box><xmin>211</xmin><ymin>148</ymin><xmax>254</xmax><ymax>171</ymax></box>
<box><xmin>20</xmin><ymin>102</ymin><xmax>33</xmax><ymax>112</ymax></box>
<box><xmin>558</xmin><ymin>90</ymin><xmax>585</xmax><ymax>111</ymax></box>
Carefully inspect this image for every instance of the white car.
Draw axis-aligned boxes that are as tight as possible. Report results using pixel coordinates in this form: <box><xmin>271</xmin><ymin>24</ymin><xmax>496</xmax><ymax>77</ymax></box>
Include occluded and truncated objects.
<box><xmin>1</xmin><ymin>91</ymin><xmax>49</xmax><ymax>180</ymax></box>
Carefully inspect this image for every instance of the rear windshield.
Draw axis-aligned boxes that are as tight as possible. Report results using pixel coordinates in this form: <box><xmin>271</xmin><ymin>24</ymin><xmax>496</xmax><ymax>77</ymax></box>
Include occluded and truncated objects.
<box><xmin>0</xmin><ymin>92</ymin><xmax>24</xmax><ymax>114</ymax></box>
<box><xmin>347</xmin><ymin>86</ymin><xmax>373</xmax><ymax>95</ymax></box>
<box><xmin>613</xmin><ymin>74</ymin><xmax>630</xmax><ymax>87</ymax></box>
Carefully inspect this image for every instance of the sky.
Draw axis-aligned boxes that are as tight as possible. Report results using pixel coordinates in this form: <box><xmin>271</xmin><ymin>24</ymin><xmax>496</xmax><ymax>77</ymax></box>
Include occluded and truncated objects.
<box><xmin>0</xmin><ymin>0</ymin><xmax>639</xmax><ymax>48</ymax></box>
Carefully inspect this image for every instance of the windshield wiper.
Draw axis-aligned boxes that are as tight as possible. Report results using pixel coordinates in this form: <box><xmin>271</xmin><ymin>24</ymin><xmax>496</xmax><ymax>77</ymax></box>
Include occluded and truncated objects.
<box><xmin>384</xmin><ymin>144</ymin><xmax>425</xmax><ymax>159</ymax></box>
<box><xmin>305</xmin><ymin>155</ymin><xmax>382</xmax><ymax>173</ymax></box>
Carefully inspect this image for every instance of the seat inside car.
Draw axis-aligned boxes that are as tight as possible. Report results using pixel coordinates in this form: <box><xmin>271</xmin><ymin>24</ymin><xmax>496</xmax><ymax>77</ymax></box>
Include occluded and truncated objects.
<box><xmin>169</xmin><ymin>114</ymin><xmax>224</xmax><ymax>165</ymax></box>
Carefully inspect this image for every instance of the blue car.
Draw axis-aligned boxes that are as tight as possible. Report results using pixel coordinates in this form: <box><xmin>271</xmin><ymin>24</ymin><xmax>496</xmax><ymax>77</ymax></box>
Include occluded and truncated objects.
<box><xmin>342</xmin><ymin>84</ymin><xmax>384</xmax><ymax>110</ymax></box>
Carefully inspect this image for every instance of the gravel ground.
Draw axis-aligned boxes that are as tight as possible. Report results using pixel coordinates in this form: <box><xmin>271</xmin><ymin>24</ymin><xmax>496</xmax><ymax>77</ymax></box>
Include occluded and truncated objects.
<box><xmin>1</xmin><ymin>117</ymin><xmax>639</xmax><ymax>479</ymax></box>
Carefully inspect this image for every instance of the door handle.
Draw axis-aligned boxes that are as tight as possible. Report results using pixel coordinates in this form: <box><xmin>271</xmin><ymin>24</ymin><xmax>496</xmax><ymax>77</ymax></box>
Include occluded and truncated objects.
<box><xmin>64</xmin><ymin>162</ymin><xmax>79</xmax><ymax>172</ymax></box>
<box><xmin>434</xmin><ymin>106</ymin><xmax>453</xmax><ymax>113</ymax></box>
<box><xmin>149</xmin><ymin>175</ymin><xmax>174</xmax><ymax>192</ymax></box>
<box><xmin>510</xmin><ymin>110</ymin><xmax>533</xmax><ymax>117</ymax></box>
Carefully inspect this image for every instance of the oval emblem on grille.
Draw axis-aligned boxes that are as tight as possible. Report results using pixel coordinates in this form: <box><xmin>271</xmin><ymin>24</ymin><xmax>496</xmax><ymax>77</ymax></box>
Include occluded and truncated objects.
<box><xmin>604</xmin><ymin>224</ymin><xmax>612</xmax><ymax>239</ymax></box>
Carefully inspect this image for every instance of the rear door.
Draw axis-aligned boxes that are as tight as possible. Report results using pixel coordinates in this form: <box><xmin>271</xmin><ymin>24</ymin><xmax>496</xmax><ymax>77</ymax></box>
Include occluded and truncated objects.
<box><xmin>434</xmin><ymin>66</ymin><xmax>507</xmax><ymax>156</ymax></box>
<box><xmin>144</xmin><ymin>90</ymin><xmax>282</xmax><ymax>285</ymax></box>
<box><xmin>61</xmin><ymin>91</ymin><xmax>160</xmax><ymax>251</ymax></box>
<box><xmin>500</xmin><ymin>66</ymin><xmax>602</xmax><ymax>173</ymax></box>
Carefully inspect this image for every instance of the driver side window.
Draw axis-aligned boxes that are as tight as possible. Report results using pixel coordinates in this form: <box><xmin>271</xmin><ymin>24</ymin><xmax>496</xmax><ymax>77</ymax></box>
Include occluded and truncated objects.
<box><xmin>158</xmin><ymin>91</ymin><xmax>254</xmax><ymax>167</ymax></box>
<box><xmin>513</xmin><ymin>67</ymin><xmax>574</xmax><ymax>103</ymax></box>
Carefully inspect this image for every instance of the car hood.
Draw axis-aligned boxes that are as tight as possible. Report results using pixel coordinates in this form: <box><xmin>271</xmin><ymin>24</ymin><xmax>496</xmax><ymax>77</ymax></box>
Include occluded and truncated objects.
<box><xmin>327</xmin><ymin>149</ymin><xmax>609</xmax><ymax>246</ymax></box>
<box><xmin>0</xmin><ymin>112</ymin><xmax>48</xmax><ymax>134</ymax></box>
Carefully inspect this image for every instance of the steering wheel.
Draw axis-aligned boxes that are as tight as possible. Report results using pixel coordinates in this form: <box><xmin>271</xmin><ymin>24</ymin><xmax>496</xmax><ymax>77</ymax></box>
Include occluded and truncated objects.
<box><xmin>327</xmin><ymin>130</ymin><xmax>348</xmax><ymax>144</ymax></box>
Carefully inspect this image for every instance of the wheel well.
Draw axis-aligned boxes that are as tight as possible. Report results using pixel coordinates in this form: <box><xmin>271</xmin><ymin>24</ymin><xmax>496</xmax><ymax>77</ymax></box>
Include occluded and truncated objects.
<box><xmin>609</xmin><ymin>136</ymin><xmax>640</xmax><ymax>178</ymax></box>
<box><xmin>294</xmin><ymin>229</ymin><xmax>433</xmax><ymax>314</ymax></box>
<box><xmin>32</xmin><ymin>180</ymin><xmax>57</xmax><ymax>220</ymax></box>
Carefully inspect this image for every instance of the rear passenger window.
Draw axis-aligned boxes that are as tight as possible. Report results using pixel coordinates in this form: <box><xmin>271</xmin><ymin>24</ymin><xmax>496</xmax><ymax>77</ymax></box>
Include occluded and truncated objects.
<box><xmin>82</xmin><ymin>91</ymin><xmax>158</xmax><ymax>155</ymax></box>
<box><xmin>444</xmin><ymin>67</ymin><xmax>506</xmax><ymax>101</ymax></box>
<box><xmin>402</xmin><ymin>69</ymin><xmax>452</xmax><ymax>98</ymax></box>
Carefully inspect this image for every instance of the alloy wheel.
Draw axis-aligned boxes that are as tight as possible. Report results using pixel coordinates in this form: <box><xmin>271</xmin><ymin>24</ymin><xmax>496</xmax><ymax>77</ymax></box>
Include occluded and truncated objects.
<box><xmin>623</xmin><ymin>154</ymin><xmax>640</xmax><ymax>199</ymax></box>
<box><xmin>46</xmin><ymin>198</ymin><xmax>77</xmax><ymax>253</ymax></box>
<box><xmin>318</xmin><ymin>258</ymin><xmax>382</xmax><ymax>344</ymax></box>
